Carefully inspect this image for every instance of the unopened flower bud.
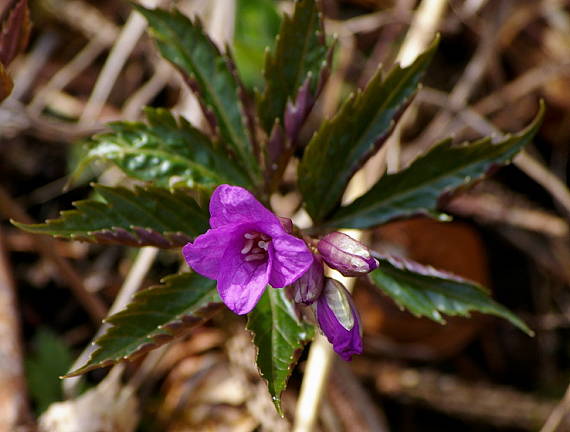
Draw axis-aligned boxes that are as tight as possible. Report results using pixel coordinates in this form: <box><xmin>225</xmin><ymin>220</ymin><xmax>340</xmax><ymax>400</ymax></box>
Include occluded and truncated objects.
<box><xmin>293</xmin><ymin>254</ymin><xmax>324</xmax><ymax>305</ymax></box>
<box><xmin>316</xmin><ymin>278</ymin><xmax>362</xmax><ymax>361</ymax></box>
<box><xmin>317</xmin><ymin>232</ymin><xmax>378</xmax><ymax>276</ymax></box>
<box><xmin>278</xmin><ymin>217</ymin><xmax>293</xmax><ymax>233</ymax></box>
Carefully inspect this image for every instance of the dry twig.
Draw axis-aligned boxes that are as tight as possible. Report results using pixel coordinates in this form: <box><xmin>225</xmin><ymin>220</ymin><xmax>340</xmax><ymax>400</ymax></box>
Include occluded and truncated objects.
<box><xmin>0</xmin><ymin>187</ymin><xmax>107</xmax><ymax>325</ymax></box>
<box><xmin>354</xmin><ymin>360</ymin><xmax>559</xmax><ymax>431</ymax></box>
<box><xmin>0</xmin><ymin>226</ymin><xmax>33</xmax><ymax>431</ymax></box>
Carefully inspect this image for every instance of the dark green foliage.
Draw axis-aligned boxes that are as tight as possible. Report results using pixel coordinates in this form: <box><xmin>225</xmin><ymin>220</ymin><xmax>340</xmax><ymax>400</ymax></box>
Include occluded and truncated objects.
<box><xmin>14</xmin><ymin>184</ymin><xmax>209</xmax><ymax>247</ymax></box>
<box><xmin>66</xmin><ymin>273</ymin><xmax>220</xmax><ymax>377</ymax></box>
<box><xmin>136</xmin><ymin>6</ymin><xmax>260</xmax><ymax>182</ymax></box>
<box><xmin>247</xmin><ymin>288</ymin><xmax>314</xmax><ymax>413</ymax></box>
<box><xmin>256</xmin><ymin>0</ymin><xmax>329</xmax><ymax>134</ymax></box>
<box><xmin>26</xmin><ymin>329</ymin><xmax>74</xmax><ymax>413</ymax></box>
<box><xmin>299</xmin><ymin>38</ymin><xmax>438</xmax><ymax>222</ymax></box>
<box><xmin>234</xmin><ymin>0</ymin><xmax>281</xmax><ymax>88</ymax></box>
<box><xmin>369</xmin><ymin>254</ymin><xmax>532</xmax><ymax>335</ymax></box>
<box><xmin>325</xmin><ymin>103</ymin><xmax>544</xmax><ymax>229</ymax></box>
<box><xmin>78</xmin><ymin>108</ymin><xmax>251</xmax><ymax>189</ymax></box>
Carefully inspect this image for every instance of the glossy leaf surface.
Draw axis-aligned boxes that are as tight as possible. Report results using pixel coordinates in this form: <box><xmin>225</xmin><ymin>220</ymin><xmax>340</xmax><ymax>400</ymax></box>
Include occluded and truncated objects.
<box><xmin>257</xmin><ymin>0</ymin><xmax>329</xmax><ymax>134</ymax></box>
<box><xmin>299</xmin><ymin>39</ymin><xmax>438</xmax><ymax>222</ymax></box>
<box><xmin>14</xmin><ymin>184</ymin><xmax>209</xmax><ymax>248</ymax></box>
<box><xmin>326</xmin><ymin>103</ymin><xmax>544</xmax><ymax>229</ymax></box>
<box><xmin>369</xmin><ymin>254</ymin><xmax>532</xmax><ymax>335</ymax></box>
<box><xmin>234</xmin><ymin>0</ymin><xmax>281</xmax><ymax>88</ymax></box>
<box><xmin>247</xmin><ymin>288</ymin><xmax>314</xmax><ymax>414</ymax></box>
<box><xmin>66</xmin><ymin>273</ymin><xmax>220</xmax><ymax>376</ymax></box>
<box><xmin>79</xmin><ymin>108</ymin><xmax>251</xmax><ymax>189</ymax></box>
<box><xmin>136</xmin><ymin>6</ymin><xmax>259</xmax><ymax>180</ymax></box>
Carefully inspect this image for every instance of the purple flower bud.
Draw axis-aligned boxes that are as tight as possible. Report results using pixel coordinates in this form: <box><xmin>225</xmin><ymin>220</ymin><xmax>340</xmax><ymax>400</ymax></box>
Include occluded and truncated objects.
<box><xmin>293</xmin><ymin>254</ymin><xmax>324</xmax><ymax>305</ymax></box>
<box><xmin>278</xmin><ymin>217</ymin><xmax>293</xmax><ymax>234</ymax></box>
<box><xmin>316</xmin><ymin>278</ymin><xmax>363</xmax><ymax>361</ymax></box>
<box><xmin>317</xmin><ymin>232</ymin><xmax>378</xmax><ymax>277</ymax></box>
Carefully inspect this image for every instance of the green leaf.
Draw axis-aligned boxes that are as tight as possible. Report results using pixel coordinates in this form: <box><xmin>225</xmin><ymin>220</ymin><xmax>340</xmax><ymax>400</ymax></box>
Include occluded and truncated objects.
<box><xmin>26</xmin><ymin>328</ymin><xmax>74</xmax><ymax>413</ymax></box>
<box><xmin>247</xmin><ymin>288</ymin><xmax>314</xmax><ymax>414</ymax></box>
<box><xmin>257</xmin><ymin>0</ymin><xmax>329</xmax><ymax>134</ymax></box>
<box><xmin>77</xmin><ymin>108</ymin><xmax>251</xmax><ymax>189</ymax></box>
<box><xmin>325</xmin><ymin>102</ymin><xmax>545</xmax><ymax>229</ymax></box>
<box><xmin>136</xmin><ymin>6</ymin><xmax>259</xmax><ymax>181</ymax></box>
<box><xmin>13</xmin><ymin>184</ymin><xmax>209</xmax><ymax>248</ymax></box>
<box><xmin>234</xmin><ymin>0</ymin><xmax>281</xmax><ymax>88</ymax></box>
<box><xmin>369</xmin><ymin>254</ymin><xmax>533</xmax><ymax>335</ymax></box>
<box><xmin>65</xmin><ymin>273</ymin><xmax>221</xmax><ymax>377</ymax></box>
<box><xmin>299</xmin><ymin>38</ymin><xmax>439</xmax><ymax>222</ymax></box>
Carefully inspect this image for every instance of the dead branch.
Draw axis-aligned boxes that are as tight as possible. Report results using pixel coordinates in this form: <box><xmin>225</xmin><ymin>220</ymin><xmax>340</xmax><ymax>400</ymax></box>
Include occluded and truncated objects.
<box><xmin>354</xmin><ymin>360</ymin><xmax>559</xmax><ymax>430</ymax></box>
<box><xmin>0</xmin><ymin>186</ymin><xmax>107</xmax><ymax>325</ymax></box>
<box><xmin>0</xmin><ymin>226</ymin><xmax>34</xmax><ymax>431</ymax></box>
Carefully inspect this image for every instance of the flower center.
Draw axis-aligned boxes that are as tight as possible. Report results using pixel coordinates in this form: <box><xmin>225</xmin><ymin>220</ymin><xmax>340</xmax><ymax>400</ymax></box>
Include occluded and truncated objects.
<box><xmin>241</xmin><ymin>231</ymin><xmax>270</xmax><ymax>262</ymax></box>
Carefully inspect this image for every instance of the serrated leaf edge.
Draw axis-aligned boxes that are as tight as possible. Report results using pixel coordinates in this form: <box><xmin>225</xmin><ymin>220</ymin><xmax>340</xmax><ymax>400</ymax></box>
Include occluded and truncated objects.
<box><xmin>64</xmin><ymin>275</ymin><xmax>222</xmax><ymax>377</ymax></box>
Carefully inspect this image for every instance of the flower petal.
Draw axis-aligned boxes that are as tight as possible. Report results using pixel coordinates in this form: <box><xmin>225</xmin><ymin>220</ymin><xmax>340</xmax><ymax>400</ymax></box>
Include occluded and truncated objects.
<box><xmin>268</xmin><ymin>235</ymin><xmax>313</xmax><ymax>288</ymax></box>
<box><xmin>209</xmin><ymin>185</ymin><xmax>280</xmax><ymax>231</ymax></box>
<box><xmin>217</xmin><ymin>241</ymin><xmax>271</xmax><ymax>315</ymax></box>
<box><xmin>316</xmin><ymin>280</ymin><xmax>363</xmax><ymax>361</ymax></box>
<box><xmin>317</xmin><ymin>232</ymin><xmax>378</xmax><ymax>276</ymax></box>
<box><xmin>182</xmin><ymin>225</ymin><xmax>237</xmax><ymax>279</ymax></box>
<box><xmin>293</xmin><ymin>253</ymin><xmax>324</xmax><ymax>305</ymax></box>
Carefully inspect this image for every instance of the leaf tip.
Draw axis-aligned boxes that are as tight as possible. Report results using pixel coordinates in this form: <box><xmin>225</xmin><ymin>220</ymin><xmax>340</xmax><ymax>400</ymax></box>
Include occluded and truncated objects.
<box><xmin>272</xmin><ymin>395</ymin><xmax>284</xmax><ymax>416</ymax></box>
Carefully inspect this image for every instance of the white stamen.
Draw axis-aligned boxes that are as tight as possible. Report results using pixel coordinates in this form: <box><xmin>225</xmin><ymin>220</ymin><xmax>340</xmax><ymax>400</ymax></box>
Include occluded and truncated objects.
<box><xmin>244</xmin><ymin>233</ymin><xmax>256</xmax><ymax>239</ymax></box>
<box><xmin>241</xmin><ymin>239</ymin><xmax>254</xmax><ymax>254</ymax></box>
<box><xmin>245</xmin><ymin>254</ymin><xmax>265</xmax><ymax>262</ymax></box>
<box><xmin>251</xmin><ymin>247</ymin><xmax>263</xmax><ymax>254</ymax></box>
<box><xmin>258</xmin><ymin>240</ymin><xmax>269</xmax><ymax>250</ymax></box>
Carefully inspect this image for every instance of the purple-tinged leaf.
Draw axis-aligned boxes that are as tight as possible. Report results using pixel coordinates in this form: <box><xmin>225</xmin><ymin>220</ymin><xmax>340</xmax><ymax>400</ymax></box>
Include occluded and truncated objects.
<box><xmin>78</xmin><ymin>108</ymin><xmax>252</xmax><ymax>190</ymax></box>
<box><xmin>257</xmin><ymin>0</ymin><xmax>329</xmax><ymax>135</ymax></box>
<box><xmin>258</xmin><ymin>0</ymin><xmax>332</xmax><ymax>189</ymax></box>
<box><xmin>325</xmin><ymin>102</ymin><xmax>544</xmax><ymax>229</ymax></box>
<box><xmin>283</xmin><ymin>75</ymin><xmax>315</xmax><ymax>141</ymax></box>
<box><xmin>0</xmin><ymin>0</ymin><xmax>30</xmax><ymax>66</ymax></box>
<box><xmin>0</xmin><ymin>0</ymin><xmax>30</xmax><ymax>102</ymax></box>
<box><xmin>13</xmin><ymin>185</ymin><xmax>209</xmax><ymax>248</ymax></box>
<box><xmin>299</xmin><ymin>38</ymin><xmax>439</xmax><ymax>222</ymax></box>
<box><xmin>65</xmin><ymin>273</ymin><xmax>221</xmax><ymax>377</ymax></box>
<box><xmin>267</xmin><ymin>121</ymin><xmax>286</xmax><ymax>175</ymax></box>
<box><xmin>135</xmin><ymin>6</ymin><xmax>260</xmax><ymax>183</ymax></box>
<box><xmin>369</xmin><ymin>253</ymin><xmax>533</xmax><ymax>335</ymax></box>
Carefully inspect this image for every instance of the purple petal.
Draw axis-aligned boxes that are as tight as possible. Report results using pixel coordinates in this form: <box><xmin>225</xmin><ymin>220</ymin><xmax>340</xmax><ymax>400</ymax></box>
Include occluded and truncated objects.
<box><xmin>316</xmin><ymin>279</ymin><xmax>363</xmax><ymax>361</ymax></box>
<box><xmin>209</xmin><ymin>185</ymin><xmax>281</xmax><ymax>232</ymax></box>
<box><xmin>267</xmin><ymin>121</ymin><xmax>286</xmax><ymax>171</ymax></box>
<box><xmin>217</xmin><ymin>240</ymin><xmax>271</xmax><ymax>315</ymax></box>
<box><xmin>293</xmin><ymin>253</ymin><xmax>324</xmax><ymax>305</ymax></box>
<box><xmin>182</xmin><ymin>225</ymin><xmax>237</xmax><ymax>279</ymax></box>
<box><xmin>318</xmin><ymin>232</ymin><xmax>378</xmax><ymax>277</ymax></box>
<box><xmin>278</xmin><ymin>217</ymin><xmax>293</xmax><ymax>233</ymax></box>
<box><xmin>284</xmin><ymin>76</ymin><xmax>315</xmax><ymax>142</ymax></box>
<box><xmin>268</xmin><ymin>235</ymin><xmax>313</xmax><ymax>288</ymax></box>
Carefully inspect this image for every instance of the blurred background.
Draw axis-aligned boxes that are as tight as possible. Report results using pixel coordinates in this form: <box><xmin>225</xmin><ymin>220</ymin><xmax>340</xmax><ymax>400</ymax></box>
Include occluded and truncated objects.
<box><xmin>1</xmin><ymin>0</ymin><xmax>570</xmax><ymax>431</ymax></box>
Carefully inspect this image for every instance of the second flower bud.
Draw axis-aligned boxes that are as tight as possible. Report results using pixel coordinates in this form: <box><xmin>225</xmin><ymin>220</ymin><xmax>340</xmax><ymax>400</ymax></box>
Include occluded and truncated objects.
<box><xmin>317</xmin><ymin>232</ymin><xmax>378</xmax><ymax>277</ymax></box>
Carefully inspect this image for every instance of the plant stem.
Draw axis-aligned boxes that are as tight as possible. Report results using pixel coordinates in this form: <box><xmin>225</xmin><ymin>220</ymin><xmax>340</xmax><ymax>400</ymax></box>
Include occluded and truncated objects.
<box><xmin>293</xmin><ymin>0</ymin><xmax>447</xmax><ymax>429</ymax></box>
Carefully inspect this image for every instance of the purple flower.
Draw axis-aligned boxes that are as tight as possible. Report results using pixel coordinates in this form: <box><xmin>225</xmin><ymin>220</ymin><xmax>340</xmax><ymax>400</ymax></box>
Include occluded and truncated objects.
<box><xmin>317</xmin><ymin>232</ymin><xmax>378</xmax><ymax>277</ymax></box>
<box><xmin>316</xmin><ymin>278</ymin><xmax>363</xmax><ymax>361</ymax></box>
<box><xmin>183</xmin><ymin>185</ymin><xmax>313</xmax><ymax>315</ymax></box>
<box><xmin>293</xmin><ymin>253</ymin><xmax>324</xmax><ymax>305</ymax></box>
